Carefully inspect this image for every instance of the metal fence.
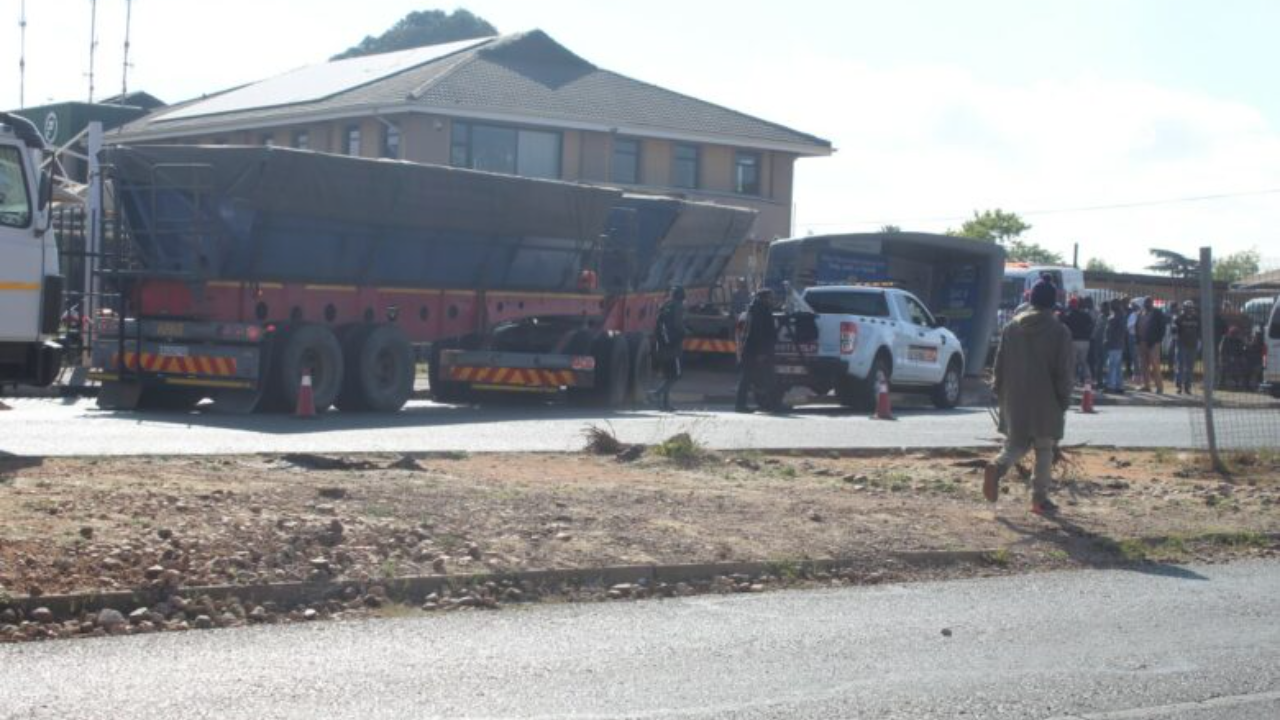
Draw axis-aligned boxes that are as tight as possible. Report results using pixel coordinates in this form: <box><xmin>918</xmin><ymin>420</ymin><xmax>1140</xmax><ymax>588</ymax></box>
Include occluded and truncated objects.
<box><xmin>1186</xmin><ymin>251</ymin><xmax>1280</xmax><ymax>463</ymax></box>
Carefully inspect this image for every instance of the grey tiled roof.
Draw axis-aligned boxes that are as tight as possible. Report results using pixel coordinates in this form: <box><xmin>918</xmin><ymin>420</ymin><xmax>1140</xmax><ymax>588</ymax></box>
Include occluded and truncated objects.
<box><xmin>115</xmin><ymin>31</ymin><xmax>831</xmax><ymax>153</ymax></box>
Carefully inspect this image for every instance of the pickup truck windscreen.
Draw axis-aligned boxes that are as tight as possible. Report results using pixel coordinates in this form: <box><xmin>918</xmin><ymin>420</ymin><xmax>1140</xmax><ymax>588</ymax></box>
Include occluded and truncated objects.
<box><xmin>803</xmin><ymin>289</ymin><xmax>890</xmax><ymax>317</ymax></box>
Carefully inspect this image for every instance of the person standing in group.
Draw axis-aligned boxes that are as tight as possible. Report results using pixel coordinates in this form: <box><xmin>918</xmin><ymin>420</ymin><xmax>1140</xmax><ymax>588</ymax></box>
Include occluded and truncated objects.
<box><xmin>1104</xmin><ymin>299</ymin><xmax>1128</xmax><ymax>393</ymax></box>
<box><xmin>1090</xmin><ymin>299</ymin><xmax>1110</xmax><ymax>383</ymax></box>
<box><xmin>1059</xmin><ymin>297</ymin><xmax>1095</xmax><ymax>386</ymax></box>
<box><xmin>1137</xmin><ymin>297</ymin><xmax>1167</xmax><ymax>393</ymax></box>
<box><xmin>646</xmin><ymin>285</ymin><xmax>686</xmax><ymax>412</ymax></box>
<box><xmin>1173</xmin><ymin>300</ymin><xmax>1201</xmax><ymax>394</ymax></box>
<box><xmin>1125</xmin><ymin>299</ymin><xmax>1140</xmax><ymax>381</ymax></box>
<box><xmin>984</xmin><ymin>277</ymin><xmax>1075</xmax><ymax>516</ymax></box>
<box><xmin>735</xmin><ymin>288</ymin><xmax>777</xmax><ymax>413</ymax></box>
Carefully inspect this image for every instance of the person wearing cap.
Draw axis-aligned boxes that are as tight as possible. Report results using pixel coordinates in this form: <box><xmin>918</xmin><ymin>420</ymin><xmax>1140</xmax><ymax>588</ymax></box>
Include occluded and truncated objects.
<box><xmin>1173</xmin><ymin>300</ymin><xmax>1201</xmax><ymax>394</ymax></box>
<box><xmin>735</xmin><ymin>287</ymin><xmax>778</xmax><ymax>413</ymax></box>
<box><xmin>984</xmin><ymin>277</ymin><xmax>1075</xmax><ymax>516</ymax></box>
<box><xmin>647</xmin><ymin>285</ymin><xmax>687</xmax><ymax>412</ymax></box>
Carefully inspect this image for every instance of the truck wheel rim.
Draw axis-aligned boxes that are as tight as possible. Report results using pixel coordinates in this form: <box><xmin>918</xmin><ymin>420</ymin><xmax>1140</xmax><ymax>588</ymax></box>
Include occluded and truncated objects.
<box><xmin>946</xmin><ymin>370</ymin><xmax>960</xmax><ymax>403</ymax></box>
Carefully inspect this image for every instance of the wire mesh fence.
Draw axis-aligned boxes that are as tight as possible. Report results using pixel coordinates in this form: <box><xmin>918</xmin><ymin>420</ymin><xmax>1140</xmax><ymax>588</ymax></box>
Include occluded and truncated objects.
<box><xmin>1185</xmin><ymin>253</ymin><xmax>1280</xmax><ymax>458</ymax></box>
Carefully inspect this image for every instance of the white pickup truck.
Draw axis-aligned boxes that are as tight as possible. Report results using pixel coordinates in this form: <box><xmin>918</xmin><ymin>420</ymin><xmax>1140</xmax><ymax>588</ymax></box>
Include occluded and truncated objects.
<box><xmin>767</xmin><ymin>285</ymin><xmax>965</xmax><ymax>410</ymax></box>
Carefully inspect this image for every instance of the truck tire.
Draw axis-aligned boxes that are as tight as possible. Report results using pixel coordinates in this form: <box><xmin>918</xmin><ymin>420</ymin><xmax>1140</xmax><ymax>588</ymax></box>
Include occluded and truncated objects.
<box><xmin>427</xmin><ymin>340</ymin><xmax>472</xmax><ymax>405</ymax></box>
<box><xmin>570</xmin><ymin>334</ymin><xmax>630</xmax><ymax>407</ymax></box>
<box><xmin>276</xmin><ymin>323</ymin><xmax>344</xmax><ymax>413</ymax></box>
<box><xmin>626</xmin><ymin>332</ymin><xmax>653</xmax><ymax>406</ymax></box>
<box><xmin>337</xmin><ymin>324</ymin><xmax>415</xmax><ymax>412</ymax></box>
<box><xmin>932</xmin><ymin>357</ymin><xmax>964</xmax><ymax>409</ymax></box>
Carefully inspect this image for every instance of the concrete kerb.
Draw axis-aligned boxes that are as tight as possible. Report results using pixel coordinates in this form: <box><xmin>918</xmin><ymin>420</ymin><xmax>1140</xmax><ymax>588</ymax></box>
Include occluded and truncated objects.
<box><xmin>3</xmin><ymin>552</ymin><xmax>999</xmax><ymax>619</ymax></box>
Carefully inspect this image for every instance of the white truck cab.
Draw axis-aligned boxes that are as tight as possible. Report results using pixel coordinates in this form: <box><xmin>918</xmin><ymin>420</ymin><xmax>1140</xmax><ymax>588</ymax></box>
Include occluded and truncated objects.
<box><xmin>768</xmin><ymin>285</ymin><xmax>965</xmax><ymax>410</ymax></box>
<box><xmin>0</xmin><ymin>112</ymin><xmax>62</xmax><ymax>388</ymax></box>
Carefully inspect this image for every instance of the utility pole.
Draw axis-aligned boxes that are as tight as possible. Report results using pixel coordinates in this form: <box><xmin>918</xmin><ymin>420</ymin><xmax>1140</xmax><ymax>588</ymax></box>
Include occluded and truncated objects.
<box><xmin>88</xmin><ymin>0</ymin><xmax>98</xmax><ymax>103</ymax></box>
<box><xmin>18</xmin><ymin>0</ymin><xmax>27</xmax><ymax>108</ymax></box>
<box><xmin>121</xmin><ymin>0</ymin><xmax>133</xmax><ymax>98</ymax></box>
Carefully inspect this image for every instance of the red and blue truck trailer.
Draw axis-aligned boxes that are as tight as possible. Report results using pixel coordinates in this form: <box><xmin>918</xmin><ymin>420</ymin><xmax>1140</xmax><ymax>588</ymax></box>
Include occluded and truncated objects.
<box><xmin>89</xmin><ymin>145</ymin><xmax>754</xmax><ymax>412</ymax></box>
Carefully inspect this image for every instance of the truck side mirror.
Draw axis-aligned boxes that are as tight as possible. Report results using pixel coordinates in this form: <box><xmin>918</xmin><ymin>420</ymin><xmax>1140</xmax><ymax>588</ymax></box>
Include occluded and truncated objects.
<box><xmin>39</xmin><ymin>168</ymin><xmax>53</xmax><ymax>212</ymax></box>
<box><xmin>933</xmin><ymin>315</ymin><xmax>949</xmax><ymax>329</ymax></box>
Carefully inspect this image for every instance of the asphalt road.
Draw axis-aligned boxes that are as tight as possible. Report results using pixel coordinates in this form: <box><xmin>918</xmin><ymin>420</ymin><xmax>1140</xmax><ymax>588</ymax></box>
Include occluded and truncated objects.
<box><xmin>2</xmin><ymin>561</ymin><xmax>1278</xmax><ymax>719</ymax></box>
<box><xmin>0</xmin><ymin>397</ymin><xmax>1215</xmax><ymax>456</ymax></box>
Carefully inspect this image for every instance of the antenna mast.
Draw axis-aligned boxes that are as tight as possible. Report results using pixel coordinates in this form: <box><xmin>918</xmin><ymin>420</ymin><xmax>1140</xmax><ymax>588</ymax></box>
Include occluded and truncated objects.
<box><xmin>18</xmin><ymin>0</ymin><xmax>27</xmax><ymax>108</ymax></box>
<box><xmin>121</xmin><ymin>0</ymin><xmax>132</xmax><ymax>98</ymax></box>
<box><xmin>88</xmin><ymin>0</ymin><xmax>98</xmax><ymax>102</ymax></box>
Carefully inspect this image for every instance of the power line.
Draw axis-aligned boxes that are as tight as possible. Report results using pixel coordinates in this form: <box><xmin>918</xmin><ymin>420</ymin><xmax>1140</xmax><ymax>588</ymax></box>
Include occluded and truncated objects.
<box><xmin>799</xmin><ymin>187</ymin><xmax>1280</xmax><ymax>228</ymax></box>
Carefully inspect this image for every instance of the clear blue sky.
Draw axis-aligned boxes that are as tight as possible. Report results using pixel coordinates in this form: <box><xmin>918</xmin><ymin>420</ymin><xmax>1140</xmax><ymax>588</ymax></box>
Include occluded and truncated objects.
<box><xmin>6</xmin><ymin>0</ymin><xmax>1278</xmax><ymax>271</ymax></box>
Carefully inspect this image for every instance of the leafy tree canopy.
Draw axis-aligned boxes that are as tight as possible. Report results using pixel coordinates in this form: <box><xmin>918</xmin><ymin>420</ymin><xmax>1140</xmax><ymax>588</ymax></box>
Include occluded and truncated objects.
<box><xmin>947</xmin><ymin>209</ymin><xmax>1031</xmax><ymax>244</ymax></box>
<box><xmin>1212</xmin><ymin>248</ymin><xmax>1261</xmax><ymax>284</ymax></box>
<box><xmin>879</xmin><ymin>224</ymin><xmax>902</xmax><ymax>234</ymax></box>
<box><xmin>948</xmin><ymin>209</ymin><xmax>1062</xmax><ymax>264</ymax></box>
<box><xmin>1085</xmin><ymin>257</ymin><xmax>1115</xmax><ymax>273</ymax></box>
<box><xmin>1147</xmin><ymin>248</ymin><xmax>1199</xmax><ymax>279</ymax></box>
<box><xmin>333</xmin><ymin>9</ymin><xmax>498</xmax><ymax>60</ymax></box>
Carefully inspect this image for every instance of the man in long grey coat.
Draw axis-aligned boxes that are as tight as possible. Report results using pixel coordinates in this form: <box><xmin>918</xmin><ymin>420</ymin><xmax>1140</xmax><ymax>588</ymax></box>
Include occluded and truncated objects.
<box><xmin>984</xmin><ymin>277</ymin><xmax>1075</xmax><ymax>515</ymax></box>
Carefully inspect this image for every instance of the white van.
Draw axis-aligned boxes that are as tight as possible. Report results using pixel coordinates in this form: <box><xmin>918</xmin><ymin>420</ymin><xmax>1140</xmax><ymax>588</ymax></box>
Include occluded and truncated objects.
<box><xmin>1266</xmin><ymin>297</ymin><xmax>1280</xmax><ymax>398</ymax></box>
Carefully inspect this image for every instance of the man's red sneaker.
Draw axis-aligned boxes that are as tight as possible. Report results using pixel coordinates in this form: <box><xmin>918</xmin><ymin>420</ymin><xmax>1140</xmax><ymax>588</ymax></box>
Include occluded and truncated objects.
<box><xmin>1031</xmin><ymin>499</ymin><xmax>1060</xmax><ymax>516</ymax></box>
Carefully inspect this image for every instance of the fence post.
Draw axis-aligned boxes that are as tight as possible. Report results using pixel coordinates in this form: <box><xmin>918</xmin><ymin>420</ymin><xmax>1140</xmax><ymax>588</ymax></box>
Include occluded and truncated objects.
<box><xmin>1199</xmin><ymin>246</ymin><xmax>1225</xmax><ymax>473</ymax></box>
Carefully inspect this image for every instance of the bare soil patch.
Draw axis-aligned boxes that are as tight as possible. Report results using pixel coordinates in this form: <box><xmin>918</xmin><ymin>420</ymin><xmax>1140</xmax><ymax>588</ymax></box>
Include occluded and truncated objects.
<box><xmin>2</xmin><ymin>446</ymin><xmax>1277</xmax><ymax>602</ymax></box>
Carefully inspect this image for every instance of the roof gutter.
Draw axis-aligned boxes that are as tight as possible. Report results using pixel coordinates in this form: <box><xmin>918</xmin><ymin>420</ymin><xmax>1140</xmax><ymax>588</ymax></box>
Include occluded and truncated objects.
<box><xmin>108</xmin><ymin>103</ymin><xmax>834</xmax><ymax>157</ymax></box>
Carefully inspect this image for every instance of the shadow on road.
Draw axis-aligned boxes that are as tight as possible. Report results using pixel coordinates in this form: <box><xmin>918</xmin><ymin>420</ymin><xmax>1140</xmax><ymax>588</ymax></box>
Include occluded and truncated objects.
<box><xmin>997</xmin><ymin>514</ymin><xmax>1210</xmax><ymax>581</ymax></box>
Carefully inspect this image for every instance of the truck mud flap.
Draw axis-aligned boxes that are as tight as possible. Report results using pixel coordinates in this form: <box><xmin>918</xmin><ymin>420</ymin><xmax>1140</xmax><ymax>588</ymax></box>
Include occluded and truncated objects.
<box><xmin>97</xmin><ymin>381</ymin><xmax>144</xmax><ymax>411</ymax></box>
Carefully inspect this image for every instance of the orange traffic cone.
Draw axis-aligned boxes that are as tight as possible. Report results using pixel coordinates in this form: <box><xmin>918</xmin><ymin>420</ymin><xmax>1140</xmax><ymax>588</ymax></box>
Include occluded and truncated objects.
<box><xmin>295</xmin><ymin>368</ymin><xmax>316</xmax><ymax>419</ymax></box>
<box><xmin>871</xmin><ymin>378</ymin><xmax>895</xmax><ymax>421</ymax></box>
<box><xmin>1080</xmin><ymin>382</ymin><xmax>1097</xmax><ymax>414</ymax></box>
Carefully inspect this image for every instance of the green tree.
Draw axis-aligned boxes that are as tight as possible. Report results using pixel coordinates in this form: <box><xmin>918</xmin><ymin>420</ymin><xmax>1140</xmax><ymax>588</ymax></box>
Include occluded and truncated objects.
<box><xmin>949</xmin><ymin>209</ymin><xmax>1031</xmax><ymax>244</ymax></box>
<box><xmin>1147</xmin><ymin>248</ymin><xmax>1199</xmax><ymax>279</ymax></box>
<box><xmin>1212</xmin><ymin>248</ymin><xmax>1261</xmax><ymax>284</ymax></box>
<box><xmin>948</xmin><ymin>209</ymin><xmax>1062</xmax><ymax>264</ymax></box>
<box><xmin>879</xmin><ymin>224</ymin><xmax>902</xmax><ymax>234</ymax></box>
<box><xmin>332</xmin><ymin>9</ymin><xmax>498</xmax><ymax>60</ymax></box>
<box><xmin>1085</xmin><ymin>257</ymin><xmax>1115</xmax><ymax>273</ymax></box>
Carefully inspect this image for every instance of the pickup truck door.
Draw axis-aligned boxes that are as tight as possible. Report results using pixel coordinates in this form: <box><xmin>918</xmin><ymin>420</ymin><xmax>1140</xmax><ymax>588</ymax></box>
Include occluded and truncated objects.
<box><xmin>0</xmin><ymin>144</ymin><xmax>40</xmax><ymax>342</ymax></box>
<box><xmin>894</xmin><ymin>293</ymin><xmax>946</xmax><ymax>383</ymax></box>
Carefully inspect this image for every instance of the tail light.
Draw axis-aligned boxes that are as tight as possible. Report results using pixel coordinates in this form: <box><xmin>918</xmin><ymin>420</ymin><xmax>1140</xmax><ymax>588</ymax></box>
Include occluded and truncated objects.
<box><xmin>840</xmin><ymin>322</ymin><xmax>858</xmax><ymax>355</ymax></box>
<box><xmin>571</xmin><ymin>356</ymin><xmax>596</xmax><ymax>371</ymax></box>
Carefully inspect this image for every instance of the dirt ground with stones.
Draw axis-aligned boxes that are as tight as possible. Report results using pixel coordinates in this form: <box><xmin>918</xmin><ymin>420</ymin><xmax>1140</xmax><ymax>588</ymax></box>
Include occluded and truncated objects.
<box><xmin>1</xmin><ymin>444</ymin><xmax>1278</xmax><ymax>641</ymax></box>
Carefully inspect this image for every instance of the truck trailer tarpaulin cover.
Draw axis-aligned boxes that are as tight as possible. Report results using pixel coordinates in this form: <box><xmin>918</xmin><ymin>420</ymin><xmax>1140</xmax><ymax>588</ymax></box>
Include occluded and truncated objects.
<box><xmin>105</xmin><ymin>145</ymin><xmax>624</xmax><ymax>292</ymax></box>
<box><xmin>765</xmin><ymin>232</ymin><xmax>1006</xmax><ymax>373</ymax></box>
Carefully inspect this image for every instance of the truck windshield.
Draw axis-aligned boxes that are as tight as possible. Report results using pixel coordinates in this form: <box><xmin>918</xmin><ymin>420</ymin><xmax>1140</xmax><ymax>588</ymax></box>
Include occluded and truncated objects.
<box><xmin>802</xmin><ymin>289</ymin><xmax>890</xmax><ymax>317</ymax></box>
<box><xmin>1000</xmin><ymin>277</ymin><xmax>1026</xmax><ymax>310</ymax></box>
<box><xmin>0</xmin><ymin>146</ymin><xmax>32</xmax><ymax>228</ymax></box>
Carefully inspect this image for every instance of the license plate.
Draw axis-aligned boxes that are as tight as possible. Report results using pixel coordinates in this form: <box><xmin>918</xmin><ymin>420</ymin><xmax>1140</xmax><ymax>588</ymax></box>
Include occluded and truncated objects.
<box><xmin>156</xmin><ymin>322</ymin><xmax>185</xmax><ymax>337</ymax></box>
<box><xmin>158</xmin><ymin>344</ymin><xmax>189</xmax><ymax>358</ymax></box>
<box><xmin>777</xmin><ymin>365</ymin><xmax>807</xmax><ymax>376</ymax></box>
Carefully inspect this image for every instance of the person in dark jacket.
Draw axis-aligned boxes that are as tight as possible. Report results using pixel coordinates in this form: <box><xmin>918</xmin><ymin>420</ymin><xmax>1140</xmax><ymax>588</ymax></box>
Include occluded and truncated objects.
<box><xmin>984</xmin><ymin>277</ymin><xmax>1075</xmax><ymax>516</ymax></box>
<box><xmin>1103</xmin><ymin>299</ymin><xmax>1128</xmax><ymax>393</ymax></box>
<box><xmin>1173</xmin><ymin>300</ymin><xmax>1201</xmax><ymax>394</ymax></box>
<box><xmin>735</xmin><ymin>288</ymin><xmax>777</xmax><ymax>413</ymax></box>
<box><xmin>1089</xmin><ymin>299</ymin><xmax>1109</xmax><ymax>382</ymax></box>
<box><xmin>1137</xmin><ymin>297</ymin><xmax>1167</xmax><ymax>393</ymax></box>
<box><xmin>647</xmin><ymin>285</ymin><xmax>687</xmax><ymax>412</ymax></box>
<box><xmin>1059</xmin><ymin>297</ymin><xmax>1095</xmax><ymax>385</ymax></box>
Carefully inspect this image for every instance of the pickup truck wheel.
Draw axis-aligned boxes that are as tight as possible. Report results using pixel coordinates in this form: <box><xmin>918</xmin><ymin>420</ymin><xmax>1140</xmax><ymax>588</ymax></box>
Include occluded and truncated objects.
<box><xmin>932</xmin><ymin>359</ymin><xmax>963</xmax><ymax>409</ymax></box>
<box><xmin>277</xmin><ymin>323</ymin><xmax>344</xmax><ymax>412</ymax></box>
<box><xmin>839</xmin><ymin>353</ymin><xmax>890</xmax><ymax>412</ymax></box>
<box><xmin>338</xmin><ymin>324</ymin><xmax>414</xmax><ymax>412</ymax></box>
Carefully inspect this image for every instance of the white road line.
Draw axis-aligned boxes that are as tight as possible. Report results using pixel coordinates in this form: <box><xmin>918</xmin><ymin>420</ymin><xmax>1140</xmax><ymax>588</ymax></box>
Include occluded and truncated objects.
<box><xmin>1046</xmin><ymin>689</ymin><xmax>1280</xmax><ymax>719</ymax></box>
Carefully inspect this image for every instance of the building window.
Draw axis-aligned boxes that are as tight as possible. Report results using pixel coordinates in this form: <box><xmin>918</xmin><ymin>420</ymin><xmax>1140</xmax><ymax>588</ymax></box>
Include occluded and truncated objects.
<box><xmin>734</xmin><ymin>151</ymin><xmax>761</xmax><ymax>195</ymax></box>
<box><xmin>673</xmin><ymin>143</ymin><xmax>699</xmax><ymax>189</ymax></box>
<box><xmin>611</xmin><ymin>137</ymin><xmax>640</xmax><ymax>185</ymax></box>
<box><xmin>292</xmin><ymin>130</ymin><xmax>309</xmax><ymax>150</ymax></box>
<box><xmin>450</xmin><ymin>122</ymin><xmax>561</xmax><ymax>179</ymax></box>
<box><xmin>381</xmin><ymin>123</ymin><xmax>401</xmax><ymax>159</ymax></box>
<box><xmin>344</xmin><ymin>125</ymin><xmax>361</xmax><ymax>156</ymax></box>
